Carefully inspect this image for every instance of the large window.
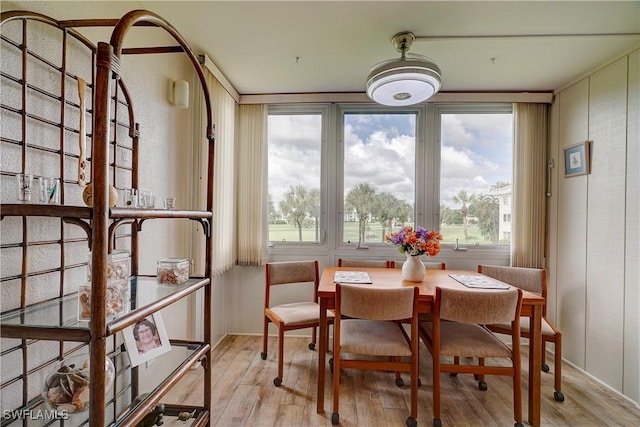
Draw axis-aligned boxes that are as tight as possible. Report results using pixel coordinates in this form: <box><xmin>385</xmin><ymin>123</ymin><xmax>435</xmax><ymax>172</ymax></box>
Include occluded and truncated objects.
<box><xmin>266</xmin><ymin>103</ymin><xmax>512</xmax><ymax>252</ymax></box>
<box><xmin>438</xmin><ymin>106</ymin><xmax>513</xmax><ymax>246</ymax></box>
<box><xmin>267</xmin><ymin>110</ymin><xmax>323</xmax><ymax>243</ymax></box>
<box><xmin>341</xmin><ymin>112</ymin><xmax>417</xmax><ymax>246</ymax></box>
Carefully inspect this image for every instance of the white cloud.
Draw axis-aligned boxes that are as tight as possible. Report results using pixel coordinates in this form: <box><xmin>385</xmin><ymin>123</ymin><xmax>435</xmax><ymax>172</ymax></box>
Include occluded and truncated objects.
<box><xmin>268</xmin><ymin>111</ymin><xmax>511</xmax><ymax>211</ymax></box>
<box><xmin>268</xmin><ymin>115</ymin><xmax>321</xmax><ymax>205</ymax></box>
<box><xmin>439</xmin><ymin>112</ymin><xmax>512</xmax><ymax>207</ymax></box>
<box><xmin>344</xmin><ymin>125</ymin><xmax>415</xmax><ymax>203</ymax></box>
<box><xmin>441</xmin><ymin>145</ymin><xmax>475</xmax><ymax>175</ymax></box>
<box><xmin>443</xmin><ymin>114</ymin><xmax>512</xmax><ymax>150</ymax></box>
<box><xmin>473</xmin><ymin>175</ymin><xmax>488</xmax><ymax>185</ymax></box>
<box><xmin>439</xmin><ymin>138</ymin><xmax>507</xmax><ymax>207</ymax></box>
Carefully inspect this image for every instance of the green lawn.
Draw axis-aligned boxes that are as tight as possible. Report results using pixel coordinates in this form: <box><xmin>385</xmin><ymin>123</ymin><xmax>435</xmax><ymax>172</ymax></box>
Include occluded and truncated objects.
<box><xmin>268</xmin><ymin>222</ymin><xmax>495</xmax><ymax>245</ymax></box>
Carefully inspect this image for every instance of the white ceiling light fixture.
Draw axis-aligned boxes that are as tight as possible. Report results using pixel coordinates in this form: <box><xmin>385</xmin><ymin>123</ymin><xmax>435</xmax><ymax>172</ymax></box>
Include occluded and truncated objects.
<box><xmin>366</xmin><ymin>31</ymin><xmax>441</xmax><ymax>106</ymax></box>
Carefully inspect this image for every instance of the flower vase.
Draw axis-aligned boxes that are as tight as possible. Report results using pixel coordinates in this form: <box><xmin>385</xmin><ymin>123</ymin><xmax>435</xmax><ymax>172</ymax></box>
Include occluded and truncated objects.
<box><xmin>402</xmin><ymin>253</ymin><xmax>426</xmax><ymax>282</ymax></box>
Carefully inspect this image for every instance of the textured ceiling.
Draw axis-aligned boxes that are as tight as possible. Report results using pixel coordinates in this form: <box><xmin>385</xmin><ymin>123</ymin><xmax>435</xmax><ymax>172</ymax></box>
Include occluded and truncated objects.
<box><xmin>5</xmin><ymin>1</ymin><xmax>640</xmax><ymax>95</ymax></box>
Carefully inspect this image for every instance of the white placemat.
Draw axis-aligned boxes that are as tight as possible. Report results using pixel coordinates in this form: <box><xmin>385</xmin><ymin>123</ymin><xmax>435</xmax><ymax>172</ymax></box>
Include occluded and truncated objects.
<box><xmin>449</xmin><ymin>274</ymin><xmax>510</xmax><ymax>289</ymax></box>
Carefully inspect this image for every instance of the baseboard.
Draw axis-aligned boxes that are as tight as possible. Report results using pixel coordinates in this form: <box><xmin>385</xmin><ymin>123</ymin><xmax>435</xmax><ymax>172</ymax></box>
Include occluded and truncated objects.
<box><xmin>561</xmin><ymin>356</ymin><xmax>640</xmax><ymax>409</ymax></box>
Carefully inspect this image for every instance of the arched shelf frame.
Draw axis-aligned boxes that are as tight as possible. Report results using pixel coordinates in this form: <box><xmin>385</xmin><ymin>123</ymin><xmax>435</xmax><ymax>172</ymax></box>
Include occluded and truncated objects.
<box><xmin>89</xmin><ymin>9</ymin><xmax>215</xmax><ymax>426</ymax></box>
<box><xmin>1</xmin><ymin>10</ymin><xmax>141</xmax><ymax>257</ymax></box>
<box><xmin>107</xmin><ymin>9</ymin><xmax>215</xmax><ymax>148</ymax></box>
<box><xmin>1</xmin><ymin>9</ymin><xmax>214</xmax><ymax>426</ymax></box>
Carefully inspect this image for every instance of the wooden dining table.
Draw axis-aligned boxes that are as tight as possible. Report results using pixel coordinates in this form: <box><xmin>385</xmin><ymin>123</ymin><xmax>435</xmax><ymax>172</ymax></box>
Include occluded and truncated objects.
<box><xmin>316</xmin><ymin>267</ymin><xmax>545</xmax><ymax>427</ymax></box>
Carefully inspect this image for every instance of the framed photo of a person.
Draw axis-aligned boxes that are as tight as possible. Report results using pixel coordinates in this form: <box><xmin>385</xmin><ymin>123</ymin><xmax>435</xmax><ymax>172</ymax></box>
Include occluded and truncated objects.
<box><xmin>563</xmin><ymin>141</ymin><xmax>591</xmax><ymax>177</ymax></box>
<box><xmin>123</xmin><ymin>313</ymin><xmax>171</xmax><ymax>367</ymax></box>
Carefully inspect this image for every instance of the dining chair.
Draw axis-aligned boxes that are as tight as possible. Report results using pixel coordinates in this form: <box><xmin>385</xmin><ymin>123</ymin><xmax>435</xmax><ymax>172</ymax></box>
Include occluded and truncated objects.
<box><xmin>335</xmin><ymin>257</ymin><xmax>411</xmax><ymax>384</ymax></box>
<box><xmin>420</xmin><ymin>286</ymin><xmax>524</xmax><ymax>427</ymax></box>
<box><xmin>261</xmin><ymin>260</ymin><xmax>335</xmax><ymax>387</ymax></box>
<box><xmin>332</xmin><ymin>283</ymin><xmax>420</xmax><ymax>427</ymax></box>
<box><xmin>478</xmin><ymin>264</ymin><xmax>565</xmax><ymax>402</ymax></box>
<box><xmin>338</xmin><ymin>258</ymin><xmax>395</xmax><ymax>268</ymax></box>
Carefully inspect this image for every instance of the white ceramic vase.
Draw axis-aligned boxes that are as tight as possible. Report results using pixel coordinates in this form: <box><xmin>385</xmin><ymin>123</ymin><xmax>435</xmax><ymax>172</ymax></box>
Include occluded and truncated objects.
<box><xmin>402</xmin><ymin>253</ymin><xmax>426</xmax><ymax>282</ymax></box>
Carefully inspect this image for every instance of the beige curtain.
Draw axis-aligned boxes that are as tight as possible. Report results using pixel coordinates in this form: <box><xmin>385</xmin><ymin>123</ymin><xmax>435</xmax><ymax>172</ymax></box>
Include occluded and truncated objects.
<box><xmin>202</xmin><ymin>69</ymin><xmax>237</xmax><ymax>275</ymax></box>
<box><xmin>236</xmin><ymin>104</ymin><xmax>267</xmax><ymax>266</ymax></box>
<box><xmin>511</xmin><ymin>103</ymin><xmax>549</xmax><ymax>268</ymax></box>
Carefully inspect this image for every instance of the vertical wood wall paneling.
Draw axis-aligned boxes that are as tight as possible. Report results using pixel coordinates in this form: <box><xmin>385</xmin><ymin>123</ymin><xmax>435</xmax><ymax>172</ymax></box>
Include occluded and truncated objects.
<box><xmin>585</xmin><ymin>57</ymin><xmax>628</xmax><ymax>391</ymax></box>
<box><xmin>556</xmin><ymin>79</ymin><xmax>590</xmax><ymax>368</ymax></box>
<box><xmin>624</xmin><ymin>49</ymin><xmax>640</xmax><ymax>403</ymax></box>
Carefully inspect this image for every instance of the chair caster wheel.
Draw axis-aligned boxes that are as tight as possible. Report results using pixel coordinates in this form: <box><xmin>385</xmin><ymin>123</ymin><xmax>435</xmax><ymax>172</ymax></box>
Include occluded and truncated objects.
<box><xmin>515</xmin><ymin>423</ymin><xmax>524</xmax><ymax>427</ymax></box>
<box><xmin>309</xmin><ymin>343</ymin><xmax>315</xmax><ymax>350</ymax></box>
<box><xmin>260</xmin><ymin>352</ymin><xmax>267</xmax><ymax>360</ymax></box>
<box><xmin>406</xmin><ymin>416</ymin><xmax>417</xmax><ymax>427</ymax></box>
<box><xmin>331</xmin><ymin>413</ymin><xmax>339</xmax><ymax>425</ymax></box>
<box><xmin>478</xmin><ymin>381</ymin><xmax>488</xmax><ymax>391</ymax></box>
<box><xmin>554</xmin><ymin>391</ymin><xmax>565</xmax><ymax>402</ymax></box>
<box><xmin>473</xmin><ymin>374</ymin><xmax>480</xmax><ymax>380</ymax></box>
<box><xmin>449</xmin><ymin>373</ymin><xmax>458</xmax><ymax>377</ymax></box>
<box><xmin>273</xmin><ymin>377</ymin><xmax>282</xmax><ymax>387</ymax></box>
<box><xmin>418</xmin><ymin>378</ymin><xmax>422</xmax><ymax>387</ymax></box>
<box><xmin>329</xmin><ymin>357</ymin><xmax>334</xmax><ymax>374</ymax></box>
<box><xmin>541</xmin><ymin>363</ymin><xmax>550</xmax><ymax>373</ymax></box>
<box><xmin>433</xmin><ymin>418</ymin><xmax>442</xmax><ymax>427</ymax></box>
<box><xmin>395</xmin><ymin>377</ymin><xmax>404</xmax><ymax>387</ymax></box>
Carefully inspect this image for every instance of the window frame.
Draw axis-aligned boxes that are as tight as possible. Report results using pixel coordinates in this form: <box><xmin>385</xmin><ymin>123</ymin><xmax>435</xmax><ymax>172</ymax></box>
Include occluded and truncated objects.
<box><xmin>266</xmin><ymin>104</ymin><xmax>330</xmax><ymax>248</ymax></box>
<box><xmin>433</xmin><ymin>103</ymin><xmax>514</xmax><ymax>250</ymax></box>
<box><xmin>336</xmin><ymin>104</ymin><xmax>427</xmax><ymax>248</ymax></box>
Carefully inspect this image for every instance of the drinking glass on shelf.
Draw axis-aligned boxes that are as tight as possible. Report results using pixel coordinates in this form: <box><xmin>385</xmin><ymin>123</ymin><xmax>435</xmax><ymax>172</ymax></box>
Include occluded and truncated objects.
<box><xmin>141</xmin><ymin>190</ymin><xmax>155</xmax><ymax>208</ymax></box>
<box><xmin>38</xmin><ymin>177</ymin><xmax>60</xmax><ymax>204</ymax></box>
<box><xmin>163</xmin><ymin>196</ymin><xmax>176</xmax><ymax>210</ymax></box>
<box><xmin>138</xmin><ymin>191</ymin><xmax>146</xmax><ymax>208</ymax></box>
<box><xmin>124</xmin><ymin>188</ymin><xmax>138</xmax><ymax>208</ymax></box>
<box><xmin>16</xmin><ymin>174</ymin><xmax>33</xmax><ymax>202</ymax></box>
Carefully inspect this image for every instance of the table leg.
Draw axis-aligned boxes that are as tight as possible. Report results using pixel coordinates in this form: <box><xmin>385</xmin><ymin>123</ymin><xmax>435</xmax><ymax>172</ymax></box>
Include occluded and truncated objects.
<box><xmin>528</xmin><ymin>305</ymin><xmax>542</xmax><ymax>426</ymax></box>
<box><xmin>317</xmin><ymin>297</ymin><xmax>328</xmax><ymax>414</ymax></box>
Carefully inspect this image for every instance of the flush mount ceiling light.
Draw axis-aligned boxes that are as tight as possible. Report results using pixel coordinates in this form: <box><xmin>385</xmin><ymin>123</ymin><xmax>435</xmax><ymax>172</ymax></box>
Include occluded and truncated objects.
<box><xmin>366</xmin><ymin>31</ymin><xmax>441</xmax><ymax>106</ymax></box>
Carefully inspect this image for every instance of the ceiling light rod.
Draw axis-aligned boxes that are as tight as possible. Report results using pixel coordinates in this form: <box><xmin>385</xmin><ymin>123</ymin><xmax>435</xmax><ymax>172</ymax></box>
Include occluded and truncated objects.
<box><xmin>392</xmin><ymin>31</ymin><xmax>415</xmax><ymax>59</ymax></box>
<box><xmin>413</xmin><ymin>32</ymin><xmax>640</xmax><ymax>41</ymax></box>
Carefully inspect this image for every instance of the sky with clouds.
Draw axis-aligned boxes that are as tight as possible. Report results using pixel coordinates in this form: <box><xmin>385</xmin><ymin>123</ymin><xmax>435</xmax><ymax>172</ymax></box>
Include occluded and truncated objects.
<box><xmin>440</xmin><ymin>113</ymin><xmax>512</xmax><ymax>207</ymax></box>
<box><xmin>268</xmin><ymin>111</ymin><xmax>512</xmax><ymax>210</ymax></box>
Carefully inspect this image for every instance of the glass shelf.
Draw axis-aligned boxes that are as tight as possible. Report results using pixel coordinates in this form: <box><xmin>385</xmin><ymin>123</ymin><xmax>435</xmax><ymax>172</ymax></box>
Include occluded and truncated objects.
<box><xmin>1</xmin><ymin>342</ymin><xmax>208</xmax><ymax>426</ymax></box>
<box><xmin>0</xmin><ymin>276</ymin><xmax>209</xmax><ymax>340</ymax></box>
<box><xmin>0</xmin><ymin>204</ymin><xmax>212</xmax><ymax>221</ymax></box>
<box><xmin>114</xmin><ymin>341</ymin><xmax>209</xmax><ymax>427</ymax></box>
<box><xmin>110</xmin><ymin>207</ymin><xmax>212</xmax><ymax>220</ymax></box>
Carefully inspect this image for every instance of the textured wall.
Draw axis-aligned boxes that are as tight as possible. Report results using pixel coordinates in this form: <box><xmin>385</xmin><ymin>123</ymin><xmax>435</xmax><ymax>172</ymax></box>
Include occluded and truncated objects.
<box><xmin>1</xmin><ymin>0</ymin><xmax>211</xmax><ymax>411</ymax></box>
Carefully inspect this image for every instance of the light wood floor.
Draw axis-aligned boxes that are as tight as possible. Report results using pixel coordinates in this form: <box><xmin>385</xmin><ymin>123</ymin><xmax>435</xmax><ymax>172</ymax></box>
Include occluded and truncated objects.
<box><xmin>164</xmin><ymin>335</ymin><xmax>640</xmax><ymax>427</ymax></box>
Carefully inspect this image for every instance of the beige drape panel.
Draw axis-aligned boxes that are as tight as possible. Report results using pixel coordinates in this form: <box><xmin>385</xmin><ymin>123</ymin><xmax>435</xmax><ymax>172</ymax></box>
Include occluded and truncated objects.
<box><xmin>511</xmin><ymin>103</ymin><xmax>549</xmax><ymax>268</ymax></box>
<box><xmin>202</xmin><ymin>69</ymin><xmax>237</xmax><ymax>275</ymax></box>
<box><xmin>236</xmin><ymin>104</ymin><xmax>267</xmax><ymax>266</ymax></box>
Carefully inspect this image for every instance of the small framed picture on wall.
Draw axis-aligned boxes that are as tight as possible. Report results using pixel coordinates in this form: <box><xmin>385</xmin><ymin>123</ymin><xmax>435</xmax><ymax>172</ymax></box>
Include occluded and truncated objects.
<box><xmin>123</xmin><ymin>313</ymin><xmax>171</xmax><ymax>367</ymax></box>
<box><xmin>563</xmin><ymin>141</ymin><xmax>591</xmax><ymax>177</ymax></box>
